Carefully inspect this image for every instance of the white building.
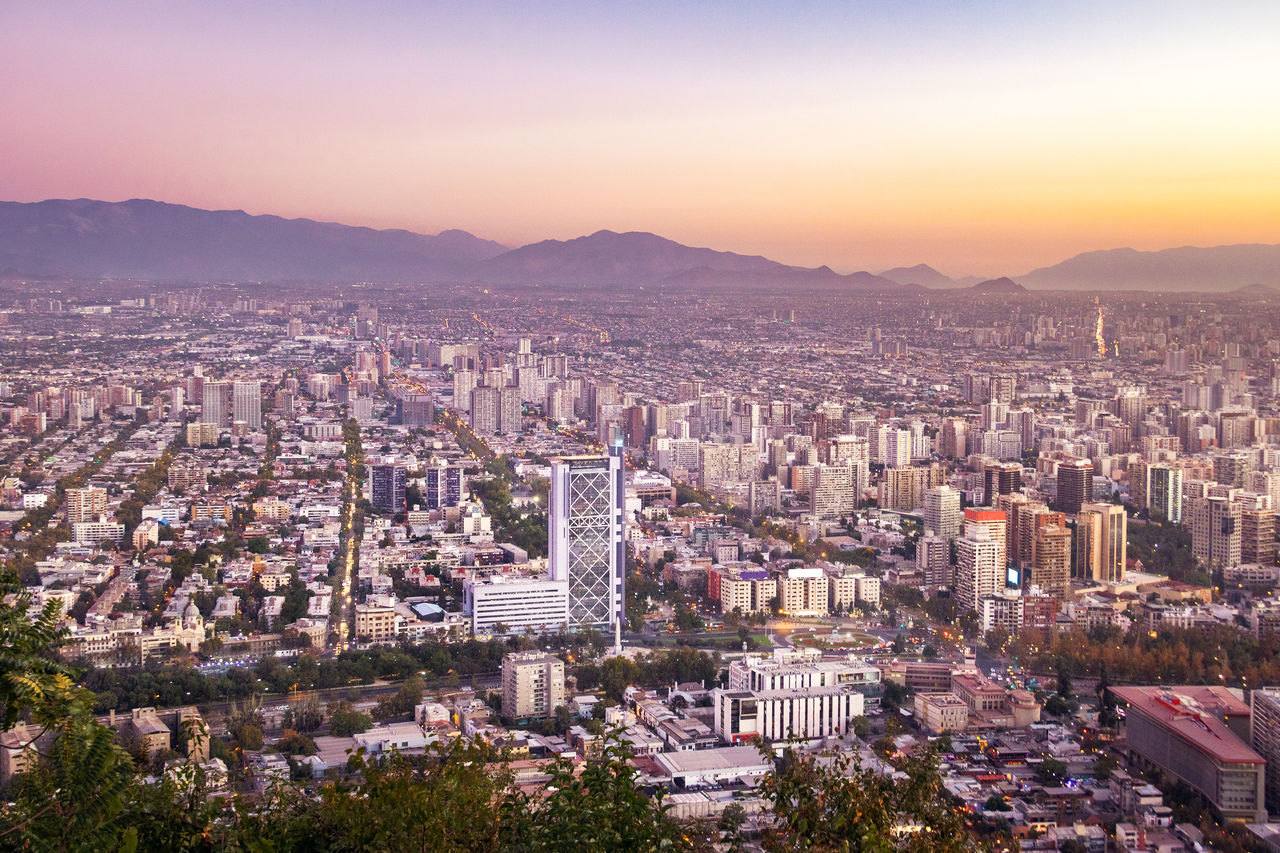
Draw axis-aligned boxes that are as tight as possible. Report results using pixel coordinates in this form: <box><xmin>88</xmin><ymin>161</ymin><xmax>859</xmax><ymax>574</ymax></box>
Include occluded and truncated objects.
<box><xmin>548</xmin><ymin>451</ymin><xmax>624</xmax><ymax>630</ymax></box>
<box><xmin>464</xmin><ymin>575</ymin><xmax>569</xmax><ymax>636</ymax></box>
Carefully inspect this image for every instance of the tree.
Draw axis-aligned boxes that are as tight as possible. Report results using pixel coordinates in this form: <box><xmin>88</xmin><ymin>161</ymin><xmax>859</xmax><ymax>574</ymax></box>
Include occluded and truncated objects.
<box><xmin>718</xmin><ymin>801</ymin><xmax>748</xmax><ymax>849</ymax></box>
<box><xmin>0</xmin><ymin>568</ymin><xmax>138</xmax><ymax>847</ymax></box>
<box><xmin>284</xmin><ymin>694</ymin><xmax>324</xmax><ymax>732</ymax></box>
<box><xmin>600</xmin><ymin>656</ymin><xmax>643</xmax><ymax>703</ymax></box>
<box><xmin>329</xmin><ymin>701</ymin><xmax>373</xmax><ymax>737</ymax></box>
<box><xmin>499</xmin><ymin>738</ymin><xmax>692</xmax><ymax>851</ymax></box>
<box><xmin>1035</xmin><ymin>757</ymin><xmax>1069</xmax><ymax>786</ymax></box>
<box><xmin>760</xmin><ymin>746</ymin><xmax>971</xmax><ymax>852</ymax></box>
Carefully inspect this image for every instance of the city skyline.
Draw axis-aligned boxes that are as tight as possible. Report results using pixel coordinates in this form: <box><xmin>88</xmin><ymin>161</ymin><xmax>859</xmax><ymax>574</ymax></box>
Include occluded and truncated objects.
<box><xmin>4</xmin><ymin>2</ymin><xmax>1279</xmax><ymax>277</ymax></box>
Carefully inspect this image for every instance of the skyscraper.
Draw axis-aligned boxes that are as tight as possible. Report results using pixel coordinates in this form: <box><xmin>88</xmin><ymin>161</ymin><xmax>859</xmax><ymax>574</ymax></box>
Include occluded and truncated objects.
<box><xmin>1055</xmin><ymin>458</ymin><xmax>1093</xmax><ymax>514</ymax></box>
<box><xmin>1191</xmin><ymin>496</ymin><xmax>1241</xmax><ymax>572</ymax></box>
<box><xmin>549</xmin><ymin>449</ymin><xmax>624</xmax><ymax>630</ymax></box>
<box><xmin>955</xmin><ymin>525</ymin><xmax>1004</xmax><ymax>612</ymax></box>
<box><xmin>923</xmin><ymin>485</ymin><xmax>962</xmax><ymax>538</ymax></box>
<box><xmin>423</xmin><ymin>462</ymin><xmax>464</xmax><ymax>510</ymax></box>
<box><xmin>200</xmin><ymin>380</ymin><xmax>228</xmax><ymax>426</ymax></box>
<box><xmin>370</xmin><ymin>464</ymin><xmax>407</xmax><ymax>515</ymax></box>
<box><xmin>1030</xmin><ymin>524</ymin><xmax>1072</xmax><ymax>596</ymax></box>
<box><xmin>232</xmin><ymin>380</ymin><xmax>261</xmax><ymax>430</ymax></box>
<box><xmin>1074</xmin><ymin>503</ymin><xmax>1127</xmax><ymax>582</ymax></box>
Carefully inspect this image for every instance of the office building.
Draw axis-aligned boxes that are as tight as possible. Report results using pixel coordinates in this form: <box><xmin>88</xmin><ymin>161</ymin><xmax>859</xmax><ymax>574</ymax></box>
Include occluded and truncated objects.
<box><xmin>1056</xmin><ymin>459</ymin><xmax>1093</xmax><ymax>514</ymax></box>
<box><xmin>548</xmin><ymin>450</ymin><xmax>625</xmax><ymax>629</ymax></box>
<box><xmin>1074</xmin><ymin>503</ymin><xmax>1127</xmax><ymax>582</ymax></box>
<box><xmin>502</xmin><ymin>651</ymin><xmax>566</xmax><ymax>721</ymax></box>
<box><xmin>1113</xmin><ymin>686</ymin><xmax>1264</xmax><ymax>823</ymax></box>
<box><xmin>370</xmin><ymin>465</ymin><xmax>407</xmax><ymax>515</ymax></box>
<box><xmin>712</xmin><ymin>654</ymin><xmax>874</xmax><ymax>743</ymax></box>
<box><xmin>464</xmin><ymin>576</ymin><xmax>569</xmax><ymax>636</ymax></box>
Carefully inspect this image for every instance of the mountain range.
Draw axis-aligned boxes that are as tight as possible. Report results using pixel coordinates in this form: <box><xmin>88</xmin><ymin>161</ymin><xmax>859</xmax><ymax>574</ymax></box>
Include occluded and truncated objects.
<box><xmin>0</xmin><ymin>198</ymin><xmax>1276</xmax><ymax>293</ymax></box>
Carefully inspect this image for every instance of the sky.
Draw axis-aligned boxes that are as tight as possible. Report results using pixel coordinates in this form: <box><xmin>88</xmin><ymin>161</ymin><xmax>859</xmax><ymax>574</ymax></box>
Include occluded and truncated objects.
<box><xmin>3</xmin><ymin>1</ymin><xmax>1279</xmax><ymax>277</ymax></box>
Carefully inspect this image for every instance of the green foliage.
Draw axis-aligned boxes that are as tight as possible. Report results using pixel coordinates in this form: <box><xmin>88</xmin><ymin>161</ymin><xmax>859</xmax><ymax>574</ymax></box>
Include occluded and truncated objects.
<box><xmin>1125</xmin><ymin>521</ymin><xmax>1203</xmax><ymax>584</ymax></box>
<box><xmin>1035</xmin><ymin>757</ymin><xmax>1069</xmax><ymax>786</ymax></box>
<box><xmin>759</xmin><ymin>745</ymin><xmax>974</xmax><ymax>852</ymax></box>
<box><xmin>500</xmin><ymin>740</ymin><xmax>693</xmax><ymax>851</ymax></box>
<box><xmin>329</xmin><ymin>700</ymin><xmax>373</xmax><ymax>737</ymax></box>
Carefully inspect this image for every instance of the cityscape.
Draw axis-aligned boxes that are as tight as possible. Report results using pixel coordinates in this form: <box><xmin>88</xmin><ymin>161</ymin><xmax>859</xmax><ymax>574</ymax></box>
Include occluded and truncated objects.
<box><xmin>4</xmin><ymin>3</ymin><xmax>1280</xmax><ymax>852</ymax></box>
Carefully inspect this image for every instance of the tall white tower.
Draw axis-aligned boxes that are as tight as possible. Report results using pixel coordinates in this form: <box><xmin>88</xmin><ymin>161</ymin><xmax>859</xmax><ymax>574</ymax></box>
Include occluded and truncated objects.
<box><xmin>549</xmin><ymin>447</ymin><xmax>625</xmax><ymax>632</ymax></box>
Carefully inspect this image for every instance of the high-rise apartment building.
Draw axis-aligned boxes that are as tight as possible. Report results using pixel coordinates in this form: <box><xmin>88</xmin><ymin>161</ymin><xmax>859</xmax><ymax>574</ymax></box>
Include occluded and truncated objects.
<box><xmin>232</xmin><ymin>380</ymin><xmax>261</xmax><ymax>430</ymax></box>
<box><xmin>811</xmin><ymin>464</ymin><xmax>858</xmax><ymax>520</ymax></box>
<box><xmin>1191</xmin><ymin>496</ymin><xmax>1241</xmax><ymax>572</ymax></box>
<box><xmin>1241</xmin><ymin>504</ymin><xmax>1276</xmax><ymax>567</ymax></box>
<box><xmin>200</xmin><ymin>381</ymin><xmax>228</xmax><ymax>426</ymax></box>
<box><xmin>501</xmin><ymin>651</ymin><xmax>566</xmax><ymax>720</ymax></box>
<box><xmin>370</xmin><ymin>465</ymin><xmax>407</xmax><ymax>515</ymax></box>
<box><xmin>453</xmin><ymin>369</ymin><xmax>477</xmax><ymax>415</ymax></box>
<box><xmin>65</xmin><ymin>486</ymin><xmax>107</xmax><ymax>525</ymax></box>
<box><xmin>1149</xmin><ymin>465</ymin><xmax>1184</xmax><ymax>523</ymax></box>
<box><xmin>470</xmin><ymin>385</ymin><xmax>501</xmax><ymax>434</ymax></box>
<box><xmin>1251</xmin><ymin>688</ymin><xmax>1280</xmax><ymax>815</ymax></box>
<box><xmin>962</xmin><ymin>508</ymin><xmax>1007</xmax><ymax>570</ymax></box>
<box><xmin>549</xmin><ymin>450</ymin><xmax>624</xmax><ymax>629</ymax></box>
<box><xmin>955</xmin><ymin>525</ymin><xmax>1005</xmax><ymax>612</ymax></box>
<box><xmin>423</xmin><ymin>462</ymin><xmax>464</xmax><ymax>510</ymax></box>
<box><xmin>984</xmin><ymin>462</ymin><xmax>1022</xmax><ymax>500</ymax></box>
<box><xmin>923</xmin><ymin>485</ymin><xmax>962</xmax><ymax>538</ymax></box>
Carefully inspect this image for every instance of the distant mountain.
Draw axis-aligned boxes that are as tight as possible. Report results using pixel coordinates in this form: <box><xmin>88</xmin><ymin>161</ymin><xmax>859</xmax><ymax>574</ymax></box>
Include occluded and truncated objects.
<box><xmin>1019</xmin><ymin>243</ymin><xmax>1280</xmax><ymax>292</ymax></box>
<box><xmin>877</xmin><ymin>263</ymin><xmax>957</xmax><ymax>289</ymax></box>
<box><xmin>968</xmin><ymin>276</ymin><xmax>1027</xmax><ymax>294</ymax></box>
<box><xmin>655</xmin><ymin>264</ymin><xmax>911</xmax><ymax>293</ymax></box>
<box><xmin>0</xmin><ymin>200</ymin><xmax>921</xmax><ymax>290</ymax></box>
<box><xmin>0</xmin><ymin>198</ymin><xmax>507</xmax><ymax>281</ymax></box>
<box><xmin>1233</xmin><ymin>283</ymin><xmax>1280</xmax><ymax>296</ymax></box>
<box><xmin>474</xmin><ymin>229</ymin><xmax>790</xmax><ymax>286</ymax></box>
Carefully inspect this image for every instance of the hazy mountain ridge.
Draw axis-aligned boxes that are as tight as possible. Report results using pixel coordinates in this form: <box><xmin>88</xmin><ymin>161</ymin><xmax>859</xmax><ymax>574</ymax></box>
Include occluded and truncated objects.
<box><xmin>877</xmin><ymin>263</ymin><xmax>958</xmax><ymax>288</ymax></box>
<box><xmin>0</xmin><ymin>198</ymin><xmax>508</xmax><ymax>282</ymax></box>
<box><xmin>969</xmin><ymin>276</ymin><xmax>1027</xmax><ymax>294</ymax></box>
<box><xmin>1019</xmin><ymin>243</ymin><xmax>1280</xmax><ymax>292</ymax></box>
<box><xmin>1</xmin><ymin>198</ymin><xmax>1276</xmax><ymax>293</ymax></box>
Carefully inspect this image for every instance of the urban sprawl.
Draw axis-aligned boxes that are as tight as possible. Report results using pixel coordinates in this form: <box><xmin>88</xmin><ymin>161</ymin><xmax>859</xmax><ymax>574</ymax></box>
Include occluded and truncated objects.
<box><xmin>8</xmin><ymin>281</ymin><xmax>1280</xmax><ymax>850</ymax></box>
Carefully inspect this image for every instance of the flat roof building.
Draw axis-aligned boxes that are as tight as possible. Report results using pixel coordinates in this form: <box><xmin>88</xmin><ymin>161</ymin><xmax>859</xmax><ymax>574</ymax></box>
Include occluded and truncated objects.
<box><xmin>1112</xmin><ymin>685</ymin><xmax>1265</xmax><ymax>823</ymax></box>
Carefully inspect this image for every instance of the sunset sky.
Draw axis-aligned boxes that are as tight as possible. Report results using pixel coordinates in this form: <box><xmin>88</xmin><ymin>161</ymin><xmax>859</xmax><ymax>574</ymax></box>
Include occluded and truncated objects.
<box><xmin>3</xmin><ymin>1</ymin><xmax>1278</xmax><ymax>277</ymax></box>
